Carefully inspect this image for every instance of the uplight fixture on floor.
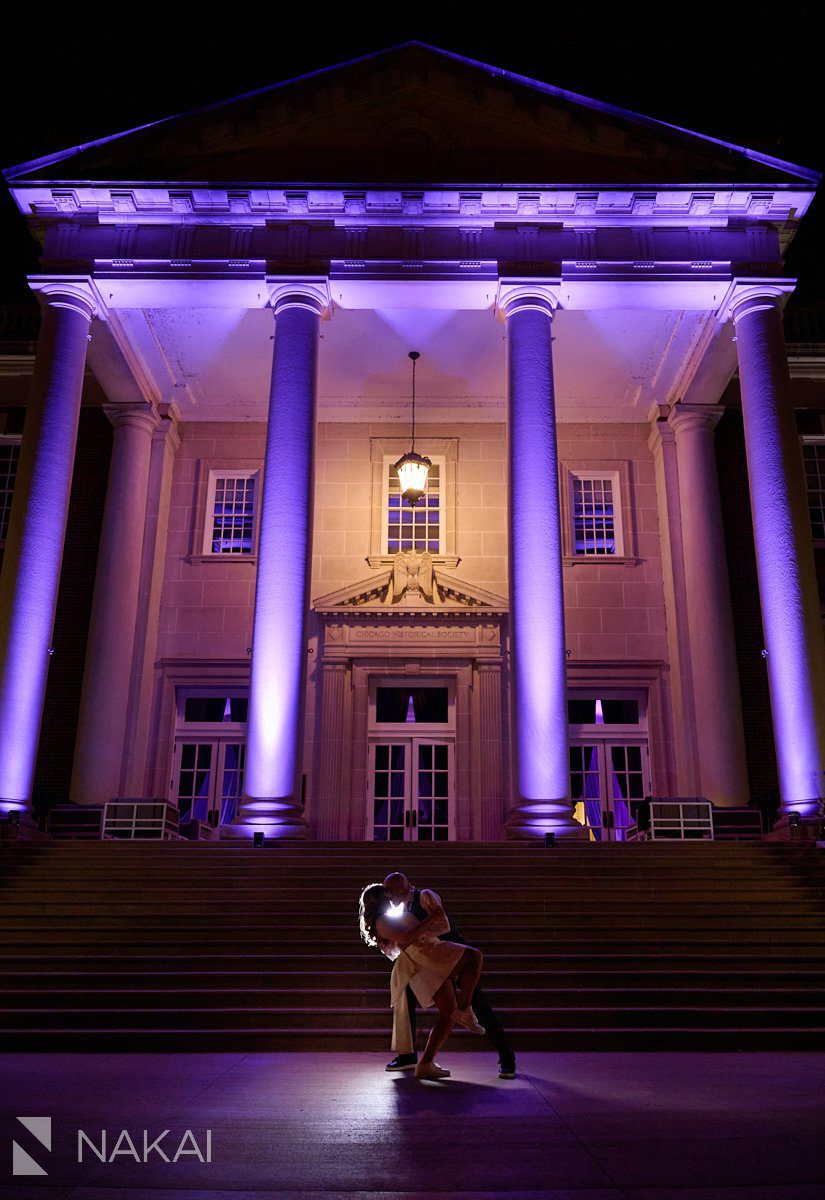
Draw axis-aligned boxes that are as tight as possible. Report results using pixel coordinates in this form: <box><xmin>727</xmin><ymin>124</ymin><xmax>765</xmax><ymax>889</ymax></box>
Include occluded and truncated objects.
<box><xmin>393</xmin><ymin>351</ymin><xmax>431</xmax><ymax>506</ymax></box>
<box><xmin>253</xmin><ymin>831</ymin><xmax>265</xmax><ymax>847</ymax></box>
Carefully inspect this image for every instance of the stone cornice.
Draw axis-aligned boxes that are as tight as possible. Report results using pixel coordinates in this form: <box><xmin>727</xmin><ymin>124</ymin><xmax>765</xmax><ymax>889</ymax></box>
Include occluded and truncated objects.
<box><xmin>10</xmin><ymin>184</ymin><xmax>813</xmax><ymax>227</ymax></box>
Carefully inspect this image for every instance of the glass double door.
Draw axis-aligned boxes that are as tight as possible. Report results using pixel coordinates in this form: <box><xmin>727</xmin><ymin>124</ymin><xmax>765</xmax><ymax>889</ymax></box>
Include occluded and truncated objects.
<box><xmin>368</xmin><ymin>739</ymin><xmax>453</xmax><ymax>841</ymax></box>
<box><xmin>171</xmin><ymin>739</ymin><xmax>245</xmax><ymax>827</ymax></box>
<box><xmin>570</xmin><ymin>740</ymin><xmax>649</xmax><ymax>842</ymax></box>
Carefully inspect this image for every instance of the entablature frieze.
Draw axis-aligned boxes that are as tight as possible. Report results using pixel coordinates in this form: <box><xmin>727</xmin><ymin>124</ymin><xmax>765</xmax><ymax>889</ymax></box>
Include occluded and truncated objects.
<box><xmin>35</xmin><ymin>218</ymin><xmax>786</xmax><ymax>293</ymax></box>
<box><xmin>321</xmin><ymin>615</ymin><xmax>504</xmax><ymax>659</ymax></box>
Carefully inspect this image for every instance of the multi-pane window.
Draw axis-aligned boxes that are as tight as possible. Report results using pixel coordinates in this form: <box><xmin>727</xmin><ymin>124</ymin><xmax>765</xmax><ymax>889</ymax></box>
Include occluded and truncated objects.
<box><xmin>0</xmin><ymin>439</ymin><xmax>21</xmax><ymax>543</ymax></box>
<box><xmin>802</xmin><ymin>440</ymin><xmax>825</xmax><ymax>540</ymax></box>
<box><xmin>571</xmin><ymin>473</ymin><xmax>622</xmax><ymax>556</ymax></box>
<box><xmin>204</xmin><ymin>471</ymin><xmax>258</xmax><ymax>555</ymax></box>
<box><xmin>386</xmin><ymin>458</ymin><xmax>441</xmax><ymax>554</ymax></box>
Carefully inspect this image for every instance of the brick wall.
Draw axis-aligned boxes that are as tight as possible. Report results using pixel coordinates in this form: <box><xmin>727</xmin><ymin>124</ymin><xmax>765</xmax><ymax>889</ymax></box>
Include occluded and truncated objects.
<box><xmin>159</xmin><ymin>418</ymin><xmax>667</xmax><ymax>658</ymax></box>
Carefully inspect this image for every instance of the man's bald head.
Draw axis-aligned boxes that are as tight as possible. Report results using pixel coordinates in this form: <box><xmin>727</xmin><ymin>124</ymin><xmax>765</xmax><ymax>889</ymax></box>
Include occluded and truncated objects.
<box><xmin>383</xmin><ymin>872</ymin><xmax>413</xmax><ymax>903</ymax></box>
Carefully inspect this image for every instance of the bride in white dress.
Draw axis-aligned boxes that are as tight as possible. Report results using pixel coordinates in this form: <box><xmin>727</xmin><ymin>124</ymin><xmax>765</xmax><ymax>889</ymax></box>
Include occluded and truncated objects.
<box><xmin>358</xmin><ymin>882</ymin><xmax>485</xmax><ymax>1080</ymax></box>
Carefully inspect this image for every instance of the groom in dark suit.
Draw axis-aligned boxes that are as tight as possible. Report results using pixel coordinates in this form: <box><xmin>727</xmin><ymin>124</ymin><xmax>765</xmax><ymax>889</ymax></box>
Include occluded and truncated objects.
<box><xmin>381</xmin><ymin>871</ymin><xmax>517</xmax><ymax>1079</ymax></box>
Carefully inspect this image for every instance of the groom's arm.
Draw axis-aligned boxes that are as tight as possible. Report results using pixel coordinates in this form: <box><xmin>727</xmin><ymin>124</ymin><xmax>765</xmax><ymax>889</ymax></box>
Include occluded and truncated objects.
<box><xmin>394</xmin><ymin>888</ymin><xmax>450</xmax><ymax>946</ymax></box>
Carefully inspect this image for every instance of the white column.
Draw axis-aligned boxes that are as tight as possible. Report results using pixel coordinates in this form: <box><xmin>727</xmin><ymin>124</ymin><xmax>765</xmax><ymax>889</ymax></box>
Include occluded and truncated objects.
<box><xmin>70</xmin><ymin>404</ymin><xmax>159</xmax><ymax>806</ymax></box>
<box><xmin>234</xmin><ymin>282</ymin><xmax>329</xmax><ymax>839</ymax></box>
<box><xmin>477</xmin><ymin>662</ymin><xmax>505</xmax><ymax>839</ymax></box>
<box><xmin>498</xmin><ymin>283</ymin><xmax>577</xmax><ymax>837</ymax></box>
<box><xmin>669</xmin><ymin>404</ymin><xmax>749</xmax><ymax>804</ymax></box>
<box><xmin>121</xmin><ymin>404</ymin><xmax>180</xmax><ymax>797</ymax></box>
<box><xmin>729</xmin><ymin>288</ymin><xmax>825</xmax><ymax>820</ymax></box>
<box><xmin>0</xmin><ymin>282</ymin><xmax>98</xmax><ymax>824</ymax></box>
<box><xmin>316</xmin><ymin>662</ymin><xmax>349</xmax><ymax>840</ymax></box>
<box><xmin>648</xmin><ymin>411</ymin><xmax>699</xmax><ymax>795</ymax></box>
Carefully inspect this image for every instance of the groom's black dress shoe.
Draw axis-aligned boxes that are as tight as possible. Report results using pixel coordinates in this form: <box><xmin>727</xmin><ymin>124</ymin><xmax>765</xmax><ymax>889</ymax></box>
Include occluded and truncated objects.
<box><xmin>385</xmin><ymin>1053</ymin><xmax>418</xmax><ymax>1071</ymax></box>
<box><xmin>498</xmin><ymin>1059</ymin><xmax>517</xmax><ymax>1079</ymax></box>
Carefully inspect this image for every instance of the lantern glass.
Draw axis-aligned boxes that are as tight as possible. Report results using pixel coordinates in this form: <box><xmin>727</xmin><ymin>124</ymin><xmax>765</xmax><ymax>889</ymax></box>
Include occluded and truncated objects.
<box><xmin>394</xmin><ymin>452</ymin><xmax>431</xmax><ymax>505</ymax></box>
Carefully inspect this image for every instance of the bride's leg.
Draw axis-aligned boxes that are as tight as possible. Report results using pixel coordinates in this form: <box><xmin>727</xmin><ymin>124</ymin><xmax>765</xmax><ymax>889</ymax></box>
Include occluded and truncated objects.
<box><xmin>453</xmin><ymin>947</ymin><xmax>483</xmax><ymax>1011</ymax></box>
<box><xmin>419</xmin><ymin>982</ymin><xmax>455</xmax><ymax>1065</ymax></box>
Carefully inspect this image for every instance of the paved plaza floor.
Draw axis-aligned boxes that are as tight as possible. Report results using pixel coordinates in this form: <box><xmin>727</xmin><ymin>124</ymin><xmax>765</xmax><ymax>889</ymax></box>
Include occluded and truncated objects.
<box><xmin>1</xmin><ymin>1051</ymin><xmax>824</xmax><ymax>1199</ymax></box>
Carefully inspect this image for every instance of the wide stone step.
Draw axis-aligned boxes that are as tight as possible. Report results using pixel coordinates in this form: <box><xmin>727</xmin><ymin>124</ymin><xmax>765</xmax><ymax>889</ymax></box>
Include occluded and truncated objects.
<box><xmin>5</xmin><ymin>896</ymin><xmax>822</xmax><ymax>916</ymax></box>
<box><xmin>6</xmin><ymin>985</ymin><xmax>822</xmax><ymax>1009</ymax></box>
<box><xmin>7</xmin><ymin>950</ymin><xmax>825</xmax><ymax>975</ymax></box>
<box><xmin>3</xmin><ymin>1003</ymin><xmax>824</xmax><ymax>1032</ymax></box>
<box><xmin>3</xmin><ymin>1024</ymin><xmax>825</xmax><ymax>1053</ymax></box>
<box><xmin>1</xmin><ymin>873</ymin><xmax>810</xmax><ymax>892</ymax></box>
<box><xmin>8</xmin><ymin>965</ymin><xmax>825</xmax><ymax>988</ymax></box>
<box><xmin>6</xmin><ymin>879</ymin><xmax>817</xmax><ymax>897</ymax></box>
<box><xmin>5</xmin><ymin>931</ymin><xmax>825</xmax><ymax>954</ymax></box>
<box><xmin>5</xmin><ymin>910</ymin><xmax>824</xmax><ymax>933</ymax></box>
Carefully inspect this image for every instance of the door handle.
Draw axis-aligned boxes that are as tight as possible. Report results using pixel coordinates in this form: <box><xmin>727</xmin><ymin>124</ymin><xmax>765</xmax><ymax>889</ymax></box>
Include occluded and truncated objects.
<box><xmin>412</xmin><ymin>810</ymin><xmax>418</xmax><ymax>828</ymax></box>
<box><xmin>405</xmin><ymin>810</ymin><xmax>410</xmax><ymax>828</ymax></box>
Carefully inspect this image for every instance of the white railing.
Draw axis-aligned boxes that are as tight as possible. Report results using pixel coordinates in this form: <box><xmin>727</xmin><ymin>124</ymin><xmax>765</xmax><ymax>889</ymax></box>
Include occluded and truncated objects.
<box><xmin>648</xmin><ymin>798</ymin><xmax>714</xmax><ymax>840</ymax></box>
<box><xmin>102</xmin><ymin>800</ymin><xmax>184</xmax><ymax>840</ymax></box>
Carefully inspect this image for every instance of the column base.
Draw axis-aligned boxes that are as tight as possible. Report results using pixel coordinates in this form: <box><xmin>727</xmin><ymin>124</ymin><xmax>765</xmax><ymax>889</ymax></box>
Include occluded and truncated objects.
<box><xmin>767</xmin><ymin>810</ymin><xmax>825</xmax><ymax>843</ymax></box>
<box><xmin>505</xmin><ymin>800</ymin><xmax>588</xmax><ymax>840</ymax></box>
<box><xmin>0</xmin><ymin>802</ymin><xmax>48</xmax><ymax>843</ymax></box>
<box><xmin>224</xmin><ymin>799</ymin><xmax>310</xmax><ymax>841</ymax></box>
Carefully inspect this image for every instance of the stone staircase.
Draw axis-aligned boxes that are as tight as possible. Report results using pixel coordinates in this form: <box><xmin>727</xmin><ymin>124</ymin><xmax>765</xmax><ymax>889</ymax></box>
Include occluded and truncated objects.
<box><xmin>1</xmin><ymin>839</ymin><xmax>825</xmax><ymax>1050</ymax></box>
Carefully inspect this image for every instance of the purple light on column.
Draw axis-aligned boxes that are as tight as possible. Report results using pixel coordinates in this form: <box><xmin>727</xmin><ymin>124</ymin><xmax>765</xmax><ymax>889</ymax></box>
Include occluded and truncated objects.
<box><xmin>0</xmin><ymin>286</ymin><xmax>95</xmax><ymax>813</ymax></box>
<box><xmin>502</xmin><ymin>290</ymin><xmax>574</xmax><ymax>835</ymax></box>
<box><xmin>240</xmin><ymin>291</ymin><xmax>326</xmax><ymax>833</ymax></box>
<box><xmin>732</xmin><ymin>290</ymin><xmax>825</xmax><ymax>817</ymax></box>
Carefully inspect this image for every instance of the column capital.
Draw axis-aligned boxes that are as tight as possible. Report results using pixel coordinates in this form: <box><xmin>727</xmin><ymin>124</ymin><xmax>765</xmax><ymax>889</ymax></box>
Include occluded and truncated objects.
<box><xmin>716</xmin><ymin>279</ymin><xmax>795</xmax><ymax>325</ymax></box>
<box><xmin>266</xmin><ymin>277</ymin><xmax>331</xmax><ymax>318</ymax></box>
<box><xmin>647</xmin><ymin>403</ymin><xmax>676</xmax><ymax>453</ymax></box>
<box><xmin>668</xmin><ymin>403</ymin><xmax>724</xmax><ymax>437</ymax></box>
<box><xmin>28</xmin><ymin>276</ymin><xmax>105</xmax><ymax>322</ymax></box>
<box><xmin>103</xmin><ymin>403</ymin><xmax>160</xmax><ymax>435</ymax></box>
<box><xmin>155</xmin><ymin>401</ymin><xmax>182</xmax><ymax>452</ymax></box>
<box><xmin>496</xmin><ymin>279</ymin><xmax>561</xmax><ymax>321</ymax></box>
<box><xmin>477</xmin><ymin>660</ymin><xmax>502</xmax><ymax>675</ymax></box>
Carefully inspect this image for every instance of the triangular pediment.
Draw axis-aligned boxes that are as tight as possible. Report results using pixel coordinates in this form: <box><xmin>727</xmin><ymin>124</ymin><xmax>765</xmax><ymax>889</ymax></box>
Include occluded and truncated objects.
<box><xmin>6</xmin><ymin>43</ymin><xmax>816</xmax><ymax>187</ymax></box>
<box><xmin>314</xmin><ymin>569</ymin><xmax>508</xmax><ymax>614</ymax></box>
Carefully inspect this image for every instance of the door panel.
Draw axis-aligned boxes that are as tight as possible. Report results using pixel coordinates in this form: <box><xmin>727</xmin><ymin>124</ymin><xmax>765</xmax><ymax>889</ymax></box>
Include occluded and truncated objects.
<box><xmin>370</xmin><ymin>742</ymin><xmax>408</xmax><ymax>841</ymax></box>
<box><xmin>175</xmin><ymin>742</ymin><xmax>214</xmax><ymax>822</ymax></box>
<box><xmin>172</xmin><ymin>739</ymin><xmax>246</xmax><ymax>827</ymax></box>
<box><xmin>416</xmin><ymin>741</ymin><xmax>451</xmax><ymax>841</ymax></box>
<box><xmin>219</xmin><ymin>742</ymin><xmax>245</xmax><ymax>825</ymax></box>
<box><xmin>369</xmin><ymin>739</ymin><xmax>453</xmax><ymax>841</ymax></box>
<box><xmin>570</xmin><ymin>740</ymin><xmax>648</xmax><ymax>842</ymax></box>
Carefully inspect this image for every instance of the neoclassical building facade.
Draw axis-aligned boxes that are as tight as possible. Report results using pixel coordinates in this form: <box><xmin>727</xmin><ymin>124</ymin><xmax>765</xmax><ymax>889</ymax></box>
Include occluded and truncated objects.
<box><xmin>1</xmin><ymin>43</ymin><xmax>824</xmax><ymax>841</ymax></box>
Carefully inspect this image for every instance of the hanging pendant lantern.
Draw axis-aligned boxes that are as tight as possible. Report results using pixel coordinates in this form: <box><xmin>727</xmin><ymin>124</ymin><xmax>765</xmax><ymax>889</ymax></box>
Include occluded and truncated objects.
<box><xmin>393</xmin><ymin>351</ymin><xmax>431</xmax><ymax>506</ymax></box>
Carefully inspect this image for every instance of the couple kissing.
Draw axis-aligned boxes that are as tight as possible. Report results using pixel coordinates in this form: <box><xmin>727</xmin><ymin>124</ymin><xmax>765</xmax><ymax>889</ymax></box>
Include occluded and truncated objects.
<box><xmin>358</xmin><ymin>871</ymin><xmax>516</xmax><ymax>1081</ymax></box>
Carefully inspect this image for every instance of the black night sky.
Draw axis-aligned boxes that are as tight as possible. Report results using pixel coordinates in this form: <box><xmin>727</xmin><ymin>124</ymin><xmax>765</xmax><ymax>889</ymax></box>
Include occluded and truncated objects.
<box><xmin>2</xmin><ymin>14</ymin><xmax>823</xmax><ymax>303</ymax></box>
